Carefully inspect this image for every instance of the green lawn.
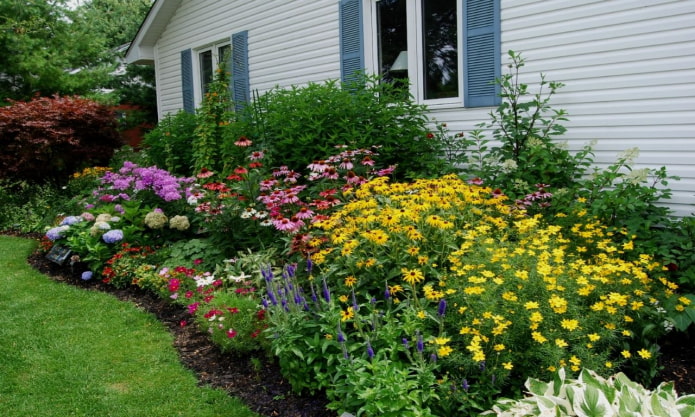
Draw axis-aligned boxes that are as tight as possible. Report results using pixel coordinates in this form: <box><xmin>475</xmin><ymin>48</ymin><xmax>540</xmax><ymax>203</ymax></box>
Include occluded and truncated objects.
<box><xmin>0</xmin><ymin>236</ymin><xmax>257</xmax><ymax>417</ymax></box>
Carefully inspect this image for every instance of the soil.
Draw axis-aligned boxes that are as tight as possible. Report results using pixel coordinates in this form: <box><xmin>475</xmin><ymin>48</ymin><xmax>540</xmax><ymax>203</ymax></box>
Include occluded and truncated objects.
<box><xmin>20</xmin><ymin>239</ymin><xmax>695</xmax><ymax>417</ymax></box>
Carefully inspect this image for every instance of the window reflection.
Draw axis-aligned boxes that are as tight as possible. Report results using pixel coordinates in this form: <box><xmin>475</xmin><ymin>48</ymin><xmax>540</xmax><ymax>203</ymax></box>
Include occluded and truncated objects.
<box><xmin>422</xmin><ymin>0</ymin><xmax>458</xmax><ymax>99</ymax></box>
<box><xmin>377</xmin><ymin>0</ymin><xmax>408</xmax><ymax>86</ymax></box>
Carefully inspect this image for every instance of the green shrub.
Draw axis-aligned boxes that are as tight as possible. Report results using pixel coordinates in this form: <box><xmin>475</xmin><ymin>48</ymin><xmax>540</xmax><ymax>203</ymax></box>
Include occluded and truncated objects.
<box><xmin>233</xmin><ymin>74</ymin><xmax>446</xmax><ymax>179</ymax></box>
<box><xmin>141</xmin><ymin>111</ymin><xmax>199</xmax><ymax>176</ymax></box>
<box><xmin>484</xmin><ymin>367</ymin><xmax>695</xmax><ymax>417</ymax></box>
<box><xmin>0</xmin><ymin>95</ymin><xmax>122</xmax><ymax>183</ymax></box>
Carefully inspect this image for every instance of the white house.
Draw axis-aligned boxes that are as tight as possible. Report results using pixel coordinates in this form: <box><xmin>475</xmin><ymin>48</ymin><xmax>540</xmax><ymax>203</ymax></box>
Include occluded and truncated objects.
<box><xmin>125</xmin><ymin>0</ymin><xmax>695</xmax><ymax>216</ymax></box>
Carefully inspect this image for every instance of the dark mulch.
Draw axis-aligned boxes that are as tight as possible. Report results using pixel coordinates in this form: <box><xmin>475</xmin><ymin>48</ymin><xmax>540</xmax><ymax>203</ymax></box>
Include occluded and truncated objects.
<box><xmin>18</xmin><ymin>236</ymin><xmax>695</xmax><ymax>417</ymax></box>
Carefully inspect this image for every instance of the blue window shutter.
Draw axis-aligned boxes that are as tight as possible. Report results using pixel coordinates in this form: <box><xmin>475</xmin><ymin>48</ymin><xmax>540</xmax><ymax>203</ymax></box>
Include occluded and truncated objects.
<box><xmin>463</xmin><ymin>0</ymin><xmax>501</xmax><ymax>107</ymax></box>
<box><xmin>231</xmin><ymin>30</ymin><xmax>250</xmax><ymax>112</ymax></box>
<box><xmin>180</xmin><ymin>49</ymin><xmax>194</xmax><ymax>113</ymax></box>
<box><xmin>339</xmin><ymin>0</ymin><xmax>364</xmax><ymax>84</ymax></box>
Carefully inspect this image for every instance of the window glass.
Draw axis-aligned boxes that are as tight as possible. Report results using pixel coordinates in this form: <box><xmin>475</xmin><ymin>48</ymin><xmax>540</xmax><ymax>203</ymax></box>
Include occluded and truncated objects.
<box><xmin>377</xmin><ymin>0</ymin><xmax>407</xmax><ymax>85</ymax></box>
<box><xmin>199</xmin><ymin>50</ymin><xmax>214</xmax><ymax>94</ymax></box>
<box><xmin>422</xmin><ymin>0</ymin><xmax>458</xmax><ymax>99</ymax></box>
<box><xmin>218</xmin><ymin>45</ymin><xmax>231</xmax><ymax>65</ymax></box>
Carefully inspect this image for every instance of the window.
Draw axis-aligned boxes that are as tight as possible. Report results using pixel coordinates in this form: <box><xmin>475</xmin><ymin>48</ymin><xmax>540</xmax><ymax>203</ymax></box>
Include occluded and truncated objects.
<box><xmin>350</xmin><ymin>0</ymin><xmax>500</xmax><ymax>107</ymax></box>
<box><xmin>198</xmin><ymin>42</ymin><xmax>231</xmax><ymax>96</ymax></box>
<box><xmin>181</xmin><ymin>31</ymin><xmax>249</xmax><ymax>114</ymax></box>
<box><xmin>372</xmin><ymin>0</ymin><xmax>461</xmax><ymax>104</ymax></box>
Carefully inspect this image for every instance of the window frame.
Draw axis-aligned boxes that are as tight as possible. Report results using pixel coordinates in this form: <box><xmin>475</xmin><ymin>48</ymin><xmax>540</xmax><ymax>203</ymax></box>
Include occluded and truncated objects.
<box><xmin>365</xmin><ymin>0</ymin><xmax>465</xmax><ymax>108</ymax></box>
<box><xmin>193</xmin><ymin>40</ymin><xmax>232</xmax><ymax>105</ymax></box>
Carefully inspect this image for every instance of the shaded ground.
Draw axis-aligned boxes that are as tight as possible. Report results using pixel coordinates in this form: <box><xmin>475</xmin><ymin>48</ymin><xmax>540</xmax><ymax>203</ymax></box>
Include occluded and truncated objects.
<box><xmin>23</xmin><ymin>243</ymin><xmax>695</xmax><ymax>417</ymax></box>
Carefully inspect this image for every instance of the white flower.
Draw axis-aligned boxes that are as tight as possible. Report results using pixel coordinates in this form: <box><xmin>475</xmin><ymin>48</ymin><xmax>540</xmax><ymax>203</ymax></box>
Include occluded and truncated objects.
<box><xmin>228</xmin><ymin>271</ymin><xmax>251</xmax><ymax>283</ymax></box>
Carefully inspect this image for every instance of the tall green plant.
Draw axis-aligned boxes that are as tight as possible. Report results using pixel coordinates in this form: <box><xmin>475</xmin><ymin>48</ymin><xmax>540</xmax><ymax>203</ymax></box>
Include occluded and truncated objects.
<box><xmin>141</xmin><ymin>111</ymin><xmax>198</xmax><ymax>176</ymax></box>
<box><xmin>461</xmin><ymin>51</ymin><xmax>593</xmax><ymax>198</ymax></box>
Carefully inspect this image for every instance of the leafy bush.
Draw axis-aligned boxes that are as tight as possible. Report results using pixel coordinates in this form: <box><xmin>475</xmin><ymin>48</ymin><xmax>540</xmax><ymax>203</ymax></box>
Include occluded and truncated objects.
<box><xmin>485</xmin><ymin>367</ymin><xmax>695</xmax><ymax>417</ymax></box>
<box><xmin>140</xmin><ymin>111</ymin><xmax>198</xmax><ymax>176</ymax></box>
<box><xmin>289</xmin><ymin>174</ymin><xmax>690</xmax><ymax>414</ymax></box>
<box><xmin>0</xmin><ymin>95</ymin><xmax>122</xmax><ymax>182</ymax></box>
<box><xmin>456</xmin><ymin>51</ymin><xmax>592</xmax><ymax>199</ymax></box>
<box><xmin>229</xmin><ymin>74</ymin><xmax>446</xmax><ymax>179</ymax></box>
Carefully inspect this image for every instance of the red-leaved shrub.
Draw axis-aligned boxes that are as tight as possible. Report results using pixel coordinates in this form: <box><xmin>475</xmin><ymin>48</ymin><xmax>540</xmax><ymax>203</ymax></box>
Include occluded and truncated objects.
<box><xmin>0</xmin><ymin>95</ymin><xmax>123</xmax><ymax>182</ymax></box>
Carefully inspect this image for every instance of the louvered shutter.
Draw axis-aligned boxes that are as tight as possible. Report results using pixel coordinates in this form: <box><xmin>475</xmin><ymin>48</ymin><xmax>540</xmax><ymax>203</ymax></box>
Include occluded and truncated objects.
<box><xmin>231</xmin><ymin>31</ymin><xmax>250</xmax><ymax>112</ymax></box>
<box><xmin>339</xmin><ymin>0</ymin><xmax>364</xmax><ymax>84</ymax></box>
<box><xmin>181</xmin><ymin>49</ymin><xmax>195</xmax><ymax>113</ymax></box>
<box><xmin>463</xmin><ymin>0</ymin><xmax>501</xmax><ymax>107</ymax></box>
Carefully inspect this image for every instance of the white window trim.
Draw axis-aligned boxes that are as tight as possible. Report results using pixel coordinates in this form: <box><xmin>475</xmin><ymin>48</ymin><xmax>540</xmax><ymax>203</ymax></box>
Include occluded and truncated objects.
<box><xmin>364</xmin><ymin>0</ymin><xmax>464</xmax><ymax>107</ymax></box>
<box><xmin>193</xmin><ymin>40</ymin><xmax>231</xmax><ymax>106</ymax></box>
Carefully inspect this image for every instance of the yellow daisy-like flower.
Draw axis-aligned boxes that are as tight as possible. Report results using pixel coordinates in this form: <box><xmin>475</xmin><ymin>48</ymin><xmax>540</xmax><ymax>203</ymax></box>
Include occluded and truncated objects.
<box><xmin>524</xmin><ymin>301</ymin><xmax>539</xmax><ymax>310</ymax></box>
<box><xmin>587</xmin><ymin>333</ymin><xmax>601</xmax><ymax>342</ymax></box>
<box><xmin>437</xmin><ymin>346</ymin><xmax>453</xmax><ymax>357</ymax></box>
<box><xmin>622</xmin><ymin>330</ymin><xmax>632</xmax><ymax>337</ymax></box>
<box><xmin>560</xmin><ymin>319</ymin><xmax>580</xmax><ymax>331</ymax></box>
<box><xmin>531</xmin><ymin>331</ymin><xmax>548</xmax><ymax>344</ymax></box>
<box><xmin>493</xmin><ymin>344</ymin><xmax>505</xmax><ymax>351</ymax></box>
<box><xmin>555</xmin><ymin>339</ymin><xmax>568</xmax><ymax>348</ymax></box>
<box><xmin>338</xmin><ymin>295</ymin><xmax>349</xmax><ymax>303</ymax></box>
<box><xmin>402</xmin><ymin>268</ymin><xmax>425</xmax><ymax>285</ymax></box>
<box><xmin>621</xmin><ymin>350</ymin><xmax>631</xmax><ymax>359</ymax></box>
<box><xmin>433</xmin><ymin>337</ymin><xmax>451</xmax><ymax>345</ymax></box>
<box><xmin>605</xmin><ymin>361</ymin><xmax>613</xmax><ymax>369</ymax></box>
<box><xmin>417</xmin><ymin>310</ymin><xmax>427</xmax><ymax>319</ymax></box>
<box><xmin>637</xmin><ymin>349</ymin><xmax>652</xmax><ymax>359</ymax></box>
<box><xmin>678</xmin><ymin>296</ymin><xmax>691</xmax><ymax>306</ymax></box>
<box><xmin>407</xmin><ymin>246</ymin><xmax>420</xmax><ymax>256</ymax></box>
<box><xmin>344</xmin><ymin>276</ymin><xmax>357</xmax><ymax>287</ymax></box>
<box><xmin>503</xmin><ymin>361</ymin><xmax>513</xmax><ymax>370</ymax></box>
<box><xmin>549</xmin><ymin>294</ymin><xmax>568</xmax><ymax>314</ymax></box>
<box><xmin>340</xmin><ymin>306</ymin><xmax>355</xmax><ymax>322</ymax></box>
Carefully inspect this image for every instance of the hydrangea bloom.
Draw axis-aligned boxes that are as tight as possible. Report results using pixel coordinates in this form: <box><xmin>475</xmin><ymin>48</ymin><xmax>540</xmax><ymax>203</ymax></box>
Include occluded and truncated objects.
<box><xmin>46</xmin><ymin>225</ymin><xmax>70</xmax><ymax>241</ymax></box>
<box><xmin>60</xmin><ymin>216</ymin><xmax>82</xmax><ymax>226</ymax></box>
<box><xmin>102</xmin><ymin>229</ymin><xmax>124</xmax><ymax>244</ymax></box>
<box><xmin>144</xmin><ymin>210</ymin><xmax>168</xmax><ymax>229</ymax></box>
<box><xmin>81</xmin><ymin>271</ymin><xmax>93</xmax><ymax>281</ymax></box>
<box><xmin>169</xmin><ymin>215</ymin><xmax>190</xmax><ymax>231</ymax></box>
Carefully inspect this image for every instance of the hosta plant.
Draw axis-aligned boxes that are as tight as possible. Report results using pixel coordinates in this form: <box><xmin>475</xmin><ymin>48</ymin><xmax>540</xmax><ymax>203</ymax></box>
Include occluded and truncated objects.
<box><xmin>484</xmin><ymin>367</ymin><xmax>695</xmax><ymax>417</ymax></box>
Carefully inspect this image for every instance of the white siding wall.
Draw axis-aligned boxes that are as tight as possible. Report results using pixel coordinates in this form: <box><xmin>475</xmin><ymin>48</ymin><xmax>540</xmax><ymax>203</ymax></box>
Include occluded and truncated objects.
<box><xmin>154</xmin><ymin>0</ymin><xmax>341</xmax><ymax>117</ymax></box>
<box><xmin>152</xmin><ymin>0</ymin><xmax>695</xmax><ymax>216</ymax></box>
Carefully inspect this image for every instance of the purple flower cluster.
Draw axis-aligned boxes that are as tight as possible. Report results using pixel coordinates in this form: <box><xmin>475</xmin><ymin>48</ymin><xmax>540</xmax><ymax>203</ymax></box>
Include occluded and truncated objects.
<box><xmin>102</xmin><ymin>229</ymin><xmax>124</xmax><ymax>244</ymax></box>
<box><xmin>60</xmin><ymin>216</ymin><xmax>82</xmax><ymax>226</ymax></box>
<box><xmin>45</xmin><ymin>225</ymin><xmax>69</xmax><ymax>241</ymax></box>
<box><xmin>99</xmin><ymin>161</ymin><xmax>195</xmax><ymax>202</ymax></box>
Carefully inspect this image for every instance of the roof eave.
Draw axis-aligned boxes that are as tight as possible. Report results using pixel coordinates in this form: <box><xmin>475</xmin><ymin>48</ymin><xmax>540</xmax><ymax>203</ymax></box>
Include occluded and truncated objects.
<box><xmin>125</xmin><ymin>0</ymin><xmax>183</xmax><ymax>65</ymax></box>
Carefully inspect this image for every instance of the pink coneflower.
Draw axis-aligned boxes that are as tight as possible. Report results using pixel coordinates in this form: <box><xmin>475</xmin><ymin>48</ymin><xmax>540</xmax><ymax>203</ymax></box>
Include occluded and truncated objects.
<box><xmin>307</xmin><ymin>160</ymin><xmax>330</xmax><ymax>173</ymax></box>
<box><xmin>376</xmin><ymin>165</ymin><xmax>396</xmax><ymax>177</ymax></box>
<box><xmin>197</xmin><ymin>168</ymin><xmax>215</xmax><ymax>178</ymax></box>
<box><xmin>234</xmin><ymin>136</ymin><xmax>253</xmax><ymax>147</ymax></box>
<box><xmin>361</xmin><ymin>156</ymin><xmax>375</xmax><ymax>166</ymax></box>
<box><xmin>339</xmin><ymin>158</ymin><xmax>354</xmax><ymax>170</ymax></box>
<box><xmin>249</xmin><ymin>161</ymin><xmax>263</xmax><ymax>169</ymax></box>
<box><xmin>319</xmin><ymin>188</ymin><xmax>337</xmax><ymax>198</ymax></box>
<box><xmin>273</xmin><ymin>166</ymin><xmax>290</xmax><ymax>177</ymax></box>
<box><xmin>322</xmin><ymin>167</ymin><xmax>339</xmax><ymax>180</ymax></box>
<box><xmin>234</xmin><ymin>166</ymin><xmax>248</xmax><ymax>175</ymax></box>
<box><xmin>273</xmin><ymin>216</ymin><xmax>304</xmax><ymax>233</ymax></box>
<box><xmin>467</xmin><ymin>177</ymin><xmax>484</xmax><ymax>185</ymax></box>
<box><xmin>295</xmin><ymin>207</ymin><xmax>315</xmax><ymax>220</ymax></box>
<box><xmin>259</xmin><ymin>178</ymin><xmax>278</xmax><ymax>191</ymax></box>
<box><xmin>344</xmin><ymin>171</ymin><xmax>364</xmax><ymax>184</ymax></box>
<box><xmin>249</xmin><ymin>151</ymin><xmax>264</xmax><ymax>160</ymax></box>
<box><xmin>226</xmin><ymin>174</ymin><xmax>243</xmax><ymax>181</ymax></box>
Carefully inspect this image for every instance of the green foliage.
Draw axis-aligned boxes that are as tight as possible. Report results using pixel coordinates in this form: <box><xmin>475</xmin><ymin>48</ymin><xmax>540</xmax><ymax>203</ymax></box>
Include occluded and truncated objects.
<box><xmin>0</xmin><ymin>95</ymin><xmax>122</xmax><ymax>182</ymax></box>
<box><xmin>193</xmin><ymin>66</ymin><xmax>234</xmax><ymax>174</ymax></box>
<box><xmin>459</xmin><ymin>51</ymin><xmax>593</xmax><ymax>198</ymax></box>
<box><xmin>485</xmin><ymin>368</ymin><xmax>695</xmax><ymax>417</ymax></box>
<box><xmin>141</xmin><ymin>111</ymin><xmax>199</xmax><ymax>176</ymax></box>
<box><xmin>235</xmin><ymin>74</ymin><xmax>444</xmax><ymax>179</ymax></box>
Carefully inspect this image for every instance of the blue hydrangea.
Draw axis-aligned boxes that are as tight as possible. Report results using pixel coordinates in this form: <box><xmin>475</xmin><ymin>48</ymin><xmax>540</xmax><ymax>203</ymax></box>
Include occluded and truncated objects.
<box><xmin>60</xmin><ymin>216</ymin><xmax>82</xmax><ymax>226</ymax></box>
<box><xmin>102</xmin><ymin>229</ymin><xmax>124</xmax><ymax>244</ymax></box>
<box><xmin>81</xmin><ymin>271</ymin><xmax>93</xmax><ymax>281</ymax></box>
<box><xmin>45</xmin><ymin>225</ymin><xmax>69</xmax><ymax>241</ymax></box>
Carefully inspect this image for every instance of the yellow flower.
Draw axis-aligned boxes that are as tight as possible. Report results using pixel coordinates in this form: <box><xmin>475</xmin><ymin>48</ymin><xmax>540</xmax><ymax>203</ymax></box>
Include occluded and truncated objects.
<box><xmin>621</xmin><ymin>350</ymin><xmax>631</xmax><ymax>359</ymax></box>
<box><xmin>637</xmin><ymin>349</ymin><xmax>652</xmax><ymax>359</ymax></box>
<box><xmin>678</xmin><ymin>296</ymin><xmax>691</xmax><ymax>306</ymax></box>
<box><xmin>340</xmin><ymin>306</ymin><xmax>355</xmax><ymax>322</ymax></box>
<box><xmin>338</xmin><ymin>295</ymin><xmax>349</xmax><ymax>303</ymax></box>
<box><xmin>402</xmin><ymin>268</ymin><xmax>425</xmax><ymax>285</ymax></box>
<box><xmin>587</xmin><ymin>333</ymin><xmax>601</xmax><ymax>342</ymax></box>
<box><xmin>493</xmin><ymin>344</ymin><xmax>505</xmax><ymax>351</ymax></box>
<box><xmin>555</xmin><ymin>339</ymin><xmax>568</xmax><ymax>348</ymax></box>
<box><xmin>503</xmin><ymin>361</ymin><xmax>513</xmax><ymax>370</ymax></box>
<box><xmin>531</xmin><ymin>332</ymin><xmax>548</xmax><ymax>344</ymax></box>
<box><xmin>569</xmin><ymin>355</ymin><xmax>581</xmax><ymax>366</ymax></box>
<box><xmin>561</xmin><ymin>319</ymin><xmax>580</xmax><ymax>331</ymax></box>
<box><xmin>549</xmin><ymin>294</ymin><xmax>568</xmax><ymax>314</ymax></box>
<box><xmin>417</xmin><ymin>310</ymin><xmax>427</xmax><ymax>319</ymax></box>
<box><xmin>407</xmin><ymin>246</ymin><xmax>420</xmax><ymax>256</ymax></box>
<box><xmin>622</xmin><ymin>330</ymin><xmax>632</xmax><ymax>337</ymax></box>
<box><xmin>605</xmin><ymin>361</ymin><xmax>613</xmax><ymax>369</ymax></box>
<box><xmin>433</xmin><ymin>337</ymin><xmax>451</xmax><ymax>345</ymax></box>
<box><xmin>325</xmin><ymin>334</ymin><xmax>333</xmax><ymax>340</ymax></box>
<box><xmin>437</xmin><ymin>346</ymin><xmax>453</xmax><ymax>357</ymax></box>
<box><xmin>344</xmin><ymin>276</ymin><xmax>357</xmax><ymax>287</ymax></box>
<box><xmin>524</xmin><ymin>301</ymin><xmax>539</xmax><ymax>310</ymax></box>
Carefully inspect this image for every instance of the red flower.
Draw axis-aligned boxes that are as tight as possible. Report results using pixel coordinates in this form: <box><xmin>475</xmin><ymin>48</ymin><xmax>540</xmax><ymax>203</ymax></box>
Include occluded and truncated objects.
<box><xmin>227</xmin><ymin>307</ymin><xmax>239</xmax><ymax>314</ymax></box>
<box><xmin>226</xmin><ymin>329</ymin><xmax>238</xmax><ymax>338</ymax></box>
<box><xmin>234</xmin><ymin>166</ymin><xmax>248</xmax><ymax>175</ymax></box>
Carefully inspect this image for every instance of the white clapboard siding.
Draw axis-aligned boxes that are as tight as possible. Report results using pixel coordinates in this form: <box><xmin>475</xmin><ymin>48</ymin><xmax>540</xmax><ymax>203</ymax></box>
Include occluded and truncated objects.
<box><xmin>145</xmin><ymin>0</ymin><xmax>694</xmax><ymax>216</ymax></box>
